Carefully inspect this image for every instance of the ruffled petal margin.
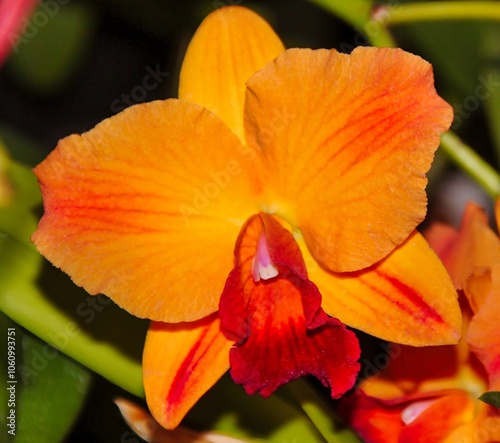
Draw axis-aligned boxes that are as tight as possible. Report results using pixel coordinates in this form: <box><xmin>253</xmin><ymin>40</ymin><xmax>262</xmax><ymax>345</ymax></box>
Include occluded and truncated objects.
<box><xmin>244</xmin><ymin>46</ymin><xmax>453</xmax><ymax>273</ymax></box>
<box><xmin>143</xmin><ymin>315</ymin><xmax>232</xmax><ymax>430</ymax></box>
<box><xmin>219</xmin><ymin>213</ymin><xmax>360</xmax><ymax>397</ymax></box>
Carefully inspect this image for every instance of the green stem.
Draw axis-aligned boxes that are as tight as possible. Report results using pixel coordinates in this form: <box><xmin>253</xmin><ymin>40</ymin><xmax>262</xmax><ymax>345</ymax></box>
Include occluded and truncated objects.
<box><xmin>282</xmin><ymin>379</ymin><xmax>361</xmax><ymax>443</ymax></box>
<box><xmin>440</xmin><ymin>132</ymin><xmax>500</xmax><ymax>198</ymax></box>
<box><xmin>0</xmin><ymin>266</ymin><xmax>145</xmax><ymax>397</ymax></box>
<box><xmin>384</xmin><ymin>2</ymin><xmax>500</xmax><ymax>25</ymax></box>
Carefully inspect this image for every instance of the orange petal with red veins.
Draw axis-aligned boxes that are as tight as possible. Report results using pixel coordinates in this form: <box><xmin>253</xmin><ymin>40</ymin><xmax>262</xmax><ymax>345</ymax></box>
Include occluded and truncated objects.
<box><xmin>219</xmin><ymin>213</ymin><xmax>360</xmax><ymax>397</ymax></box>
<box><xmin>467</xmin><ymin>265</ymin><xmax>500</xmax><ymax>387</ymax></box>
<box><xmin>244</xmin><ymin>47</ymin><xmax>452</xmax><ymax>272</ymax></box>
<box><xmin>143</xmin><ymin>315</ymin><xmax>232</xmax><ymax>430</ymax></box>
<box><xmin>32</xmin><ymin>100</ymin><xmax>258</xmax><ymax>322</ymax></box>
<box><xmin>341</xmin><ymin>391</ymin><xmax>475</xmax><ymax>443</ymax></box>
<box><xmin>179</xmin><ymin>6</ymin><xmax>284</xmax><ymax>141</ymax></box>
<box><xmin>304</xmin><ymin>231</ymin><xmax>461</xmax><ymax>345</ymax></box>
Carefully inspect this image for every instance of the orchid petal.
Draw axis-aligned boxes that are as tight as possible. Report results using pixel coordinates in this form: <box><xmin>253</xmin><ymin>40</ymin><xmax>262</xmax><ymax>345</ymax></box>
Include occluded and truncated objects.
<box><xmin>423</xmin><ymin>222</ymin><xmax>458</xmax><ymax>266</ymax></box>
<box><xmin>303</xmin><ymin>231</ymin><xmax>461</xmax><ymax>345</ymax></box>
<box><xmin>436</xmin><ymin>203</ymin><xmax>500</xmax><ymax>295</ymax></box>
<box><xmin>179</xmin><ymin>6</ymin><xmax>284</xmax><ymax>142</ymax></box>
<box><xmin>400</xmin><ymin>393</ymin><xmax>475</xmax><ymax>443</ymax></box>
<box><xmin>143</xmin><ymin>315</ymin><xmax>232</xmax><ymax>430</ymax></box>
<box><xmin>219</xmin><ymin>213</ymin><xmax>360</xmax><ymax>398</ymax></box>
<box><xmin>341</xmin><ymin>391</ymin><xmax>476</xmax><ymax>443</ymax></box>
<box><xmin>445</xmin><ymin>405</ymin><xmax>500</xmax><ymax>442</ymax></box>
<box><xmin>32</xmin><ymin>100</ymin><xmax>258</xmax><ymax>322</ymax></box>
<box><xmin>244</xmin><ymin>47</ymin><xmax>452</xmax><ymax>272</ymax></box>
<box><xmin>467</xmin><ymin>265</ymin><xmax>500</xmax><ymax>388</ymax></box>
<box><xmin>341</xmin><ymin>392</ymin><xmax>402</xmax><ymax>443</ymax></box>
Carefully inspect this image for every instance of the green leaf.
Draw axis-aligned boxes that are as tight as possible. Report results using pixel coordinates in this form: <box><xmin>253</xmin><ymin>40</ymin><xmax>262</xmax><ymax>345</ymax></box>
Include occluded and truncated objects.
<box><xmin>479</xmin><ymin>391</ymin><xmax>500</xmax><ymax>408</ymax></box>
<box><xmin>1</xmin><ymin>314</ymin><xmax>17</xmax><ymax>438</ymax></box>
<box><xmin>6</xmin><ymin>1</ymin><xmax>98</xmax><ymax>97</ymax></box>
<box><xmin>13</xmin><ymin>327</ymin><xmax>91</xmax><ymax>442</ymax></box>
<box><xmin>394</xmin><ymin>21</ymin><xmax>485</xmax><ymax>99</ymax></box>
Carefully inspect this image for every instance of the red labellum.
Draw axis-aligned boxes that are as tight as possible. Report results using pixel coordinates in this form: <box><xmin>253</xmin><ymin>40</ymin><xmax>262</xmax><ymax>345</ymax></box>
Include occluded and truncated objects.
<box><xmin>219</xmin><ymin>213</ymin><xmax>360</xmax><ymax>397</ymax></box>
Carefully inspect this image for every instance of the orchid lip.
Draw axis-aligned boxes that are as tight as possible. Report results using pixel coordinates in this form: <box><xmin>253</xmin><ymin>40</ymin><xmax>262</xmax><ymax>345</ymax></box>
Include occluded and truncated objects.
<box><xmin>251</xmin><ymin>231</ymin><xmax>279</xmax><ymax>282</ymax></box>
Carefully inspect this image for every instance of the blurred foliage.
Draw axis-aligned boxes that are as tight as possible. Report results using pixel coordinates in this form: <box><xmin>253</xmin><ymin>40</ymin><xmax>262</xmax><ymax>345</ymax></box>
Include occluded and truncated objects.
<box><xmin>6</xmin><ymin>0</ymin><xmax>98</xmax><ymax>97</ymax></box>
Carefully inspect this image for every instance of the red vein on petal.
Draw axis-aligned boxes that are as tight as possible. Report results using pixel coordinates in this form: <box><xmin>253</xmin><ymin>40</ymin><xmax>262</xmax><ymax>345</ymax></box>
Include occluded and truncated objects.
<box><xmin>375</xmin><ymin>270</ymin><xmax>445</xmax><ymax>324</ymax></box>
<box><xmin>165</xmin><ymin>322</ymin><xmax>220</xmax><ymax>411</ymax></box>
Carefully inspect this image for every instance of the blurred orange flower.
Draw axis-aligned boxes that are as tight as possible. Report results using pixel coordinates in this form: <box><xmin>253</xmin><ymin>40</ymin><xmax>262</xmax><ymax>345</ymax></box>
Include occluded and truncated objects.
<box><xmin>341</xmin><ymin>202</ymin><xmax>500</xmax><ymax>442</ymax></box>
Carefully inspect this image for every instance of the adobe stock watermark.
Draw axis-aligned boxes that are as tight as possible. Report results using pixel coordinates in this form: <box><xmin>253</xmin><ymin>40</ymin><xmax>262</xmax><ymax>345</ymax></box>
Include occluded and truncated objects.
<box><xmin>17</xmin><ymin>321</ymin><xmax>79</xmax><ymax>384</ymax></box>
<box><xmin>178</xmin><ymin>159</ymin><xmax>243</xmax><ymax>219</ymax></box>
<box><xmin>16</xmin><ymin>294</ymin><xmax>113</xmax><ymax>382</ymax></box>
<box><xmin>9</xmin><ymin>0</ymin><xmax>71</xmax><ymax>53</ymax></box>
<box><xmin>452</xmin><ymin>74</ymin><xmax>500</xmax><ymax>130</ymax></box>
<box><xmin>16</xmin><ymin>291</ymin><xmax>114</xmax><ymax>384</ymax></box>
<box><xmin>356</xmin><ymin>342</ymin><xmax>401</xmax><ymax>387</ymax></box>
<box><xmin>76</xmin><ymin>293</ymin><xmax>112</xmax><ymax>324</ymax></box>
<box><xmin>111</xmin><ymin>65</ymin><xmax>170</xmax><ymax>113</ymax></box>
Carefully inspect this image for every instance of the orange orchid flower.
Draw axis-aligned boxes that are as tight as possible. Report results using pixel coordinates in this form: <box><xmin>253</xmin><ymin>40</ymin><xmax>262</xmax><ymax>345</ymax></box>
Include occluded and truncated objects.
<box><xmin>32</xmin><ymin>6</ymin><xmax>461</xmax><ymax>430</ymax></box>
<box><xmin>0</xmin><ymin>0</ymin><xmax>37</xmax><ymax>66</ymax></box>
<box><xmin>340</xmin><ymin>202</ymin><xmax>500</xmax><ymax>442</ymax></box>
